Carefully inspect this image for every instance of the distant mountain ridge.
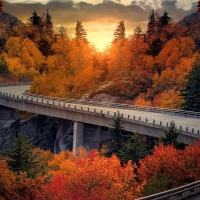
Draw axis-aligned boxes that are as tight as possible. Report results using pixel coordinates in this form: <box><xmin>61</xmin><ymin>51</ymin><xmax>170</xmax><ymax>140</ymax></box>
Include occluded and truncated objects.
<box><xmin>177</xmin><ymin>11</ymin><xmax>200</xmax><ymax>27</ymax></box>
<box><xmin>0</xmin><ymin>11</ymin><xmax>23</xmax><ymax>27</ymax></box>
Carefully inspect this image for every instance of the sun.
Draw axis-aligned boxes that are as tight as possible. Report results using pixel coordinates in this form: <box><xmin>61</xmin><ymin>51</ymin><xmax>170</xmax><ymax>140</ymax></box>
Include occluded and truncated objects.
<box><xmin>88</xmin><ymin>31</ymin><xmax>113</xmax><ymax>52</ymax></box>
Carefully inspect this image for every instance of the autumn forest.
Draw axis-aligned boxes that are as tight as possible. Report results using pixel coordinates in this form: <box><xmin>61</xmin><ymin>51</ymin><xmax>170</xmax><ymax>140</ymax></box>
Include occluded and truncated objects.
<box><xmin>1</xmin><ymin>7</ymin><xmax>200</xmax><ymax>199</ymax></box>
<box><xmin>0</xmin><ymin>9</ymin><xmax>199</xmax><ymax>109</ymax></box>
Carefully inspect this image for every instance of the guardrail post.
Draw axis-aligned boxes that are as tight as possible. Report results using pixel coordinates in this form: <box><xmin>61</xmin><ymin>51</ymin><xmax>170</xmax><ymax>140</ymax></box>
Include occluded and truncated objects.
<box><xmin>192</xmin><ymin>128</ymin><xmax>194</xmax><ymax>133</ymax></box>
<box><xmin>128</xmin><ymin>115</ymin><xmax>129</xmax><ymax>119</ymax></box>
<box><xmin>108</xmin><ymin>111</ymin><xmax>109</xmax><ymax>115</ymax></box>
<box><xmin>146</xmin><ymin>118</ymin><xmax>147</xmax><ymax>122</ymax></box>
<box><xmin>68</xmin><ymin>104</ymin><xmax>70</xmax><ymax>108</ymax></box>
<box><xmin>94</xmin><ymin>108</ymin><xmax>96</xmax><ymax>112</ymax></box>
<box><xmin>75</xmin><ymin>105</ymin><xmax>76</xmax><ymax>109</ymax></box>
<box><xmin>53</xmin><ymin>101</ymin><xmax>54</xmax><ymax>105</ymax></box>
<box><xmin>101</xmin><ymin>110</ymin><xmax>102</xmax><ymax>114</ymax></box>
<box><xmin>180</xmin><ymin>125</ymin><xmax>182</xmax><ymax>130</ymax></box>
<box><xmin>133</xmin><ymin>116</ymin><xmax>135</xmax><ymax>120</ymax></box>
<box><xmin>139</xmin><ymin>117</ymin><xmax>141</xmax><ymax>121</ymax></box>
<box><xmin>153</xmin><ymin>119</ymin><xmax>155</xmax><ymax>124</ymax></box>
<box><xmin>160</xmin><ymin>121</ymin><xmax>162</xmax><ymax>125</ymax></box>
<box><xmin>88</xmin><ymin>107</ymin><xmax>89</xmax><ymax>111</ymax></box>
<box><xmin>166</xmin><ymin>122</ymin><xmax>168</xmax><ymax>127</ymax></box>
<box><xmin>186</xmin><ymin>127</ymin><xmax>188</xmax><ymax>132</ymax></box>
<box><xmin>198</xmin><ymin>130</ymin><xmax>200</xmax><ymax>135</ymax></box>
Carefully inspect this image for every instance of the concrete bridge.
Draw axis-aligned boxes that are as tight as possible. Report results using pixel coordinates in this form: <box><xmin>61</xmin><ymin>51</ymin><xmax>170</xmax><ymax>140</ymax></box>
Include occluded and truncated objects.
<box><xmin>1</xmin><ymin>84</ymin><xmax>200</xmax><ymax>152</ymax></box>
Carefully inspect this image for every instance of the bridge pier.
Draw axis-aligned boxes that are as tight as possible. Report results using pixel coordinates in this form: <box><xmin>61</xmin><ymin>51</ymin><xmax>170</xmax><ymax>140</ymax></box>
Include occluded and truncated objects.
<box><xmin>0</xmin><ymin>105</ymin><xmax>15</xmax><ymax>128</ymax></box>
<box><xmin>73</xmin><ymin>122</ymin><xmax>100</xmax><ymax>154</ymax></box>
<box><xmin>73</xmin><ymin>122</ymin><xmax>83</xmax><ymax>154</ymax></box>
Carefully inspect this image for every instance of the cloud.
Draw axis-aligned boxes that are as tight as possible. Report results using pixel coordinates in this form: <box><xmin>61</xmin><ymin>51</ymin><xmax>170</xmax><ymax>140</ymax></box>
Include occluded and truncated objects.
<box><xmin>3</xmin><ymin>0</ymin><xmax>196</xmax><ymax>49</ymax></box>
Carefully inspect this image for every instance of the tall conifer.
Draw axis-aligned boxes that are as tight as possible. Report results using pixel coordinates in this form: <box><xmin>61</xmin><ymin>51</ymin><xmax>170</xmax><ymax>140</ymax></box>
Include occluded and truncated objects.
<box><xmin>181</xmin><ymin>56</ymin><xmax>200</xmax><ymax>112</ymax></box>
<box><xmin>3</xmin><ymin>134</ymin><xmax>38</xmax><ymax>178</ymax></box>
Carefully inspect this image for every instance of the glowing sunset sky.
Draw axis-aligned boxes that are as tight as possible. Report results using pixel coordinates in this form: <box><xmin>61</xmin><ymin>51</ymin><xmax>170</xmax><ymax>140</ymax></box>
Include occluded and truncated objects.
<box><xmin>3</xmin><ymin>0</ymin><xmax>198</xmax><ymax>50</ymax></box>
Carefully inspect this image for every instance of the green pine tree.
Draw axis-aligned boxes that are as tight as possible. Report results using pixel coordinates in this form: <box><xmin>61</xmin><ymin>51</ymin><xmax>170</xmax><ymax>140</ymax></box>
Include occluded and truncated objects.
<box><xmin>160</xmin><ymin>10</ymin><xmax>172</xmax><ymax>27</ymax></box>
<box><xmin>147</xmin><ymin>8</ymin><xmax>155</xmax><ymax>33</ymax></box>
<box><xmin>118</xmin><ymin>132</ymin><xmax>150</xmax><ymax>165</ymax></box>
<box><xmin>113</xmin><ymin>20</ymin><xmax>126</xmax><ymax>41</ymax></box>
<box><xmin>106</xmin><ymin>111</ymin><xmax>128</xmax><ymax>157</ymax></box>
<box><xmin>143</xmin><ymin>173</ymin><xmax>171</xmax><ymax>196</ymax></box>
<box><xmin>3</xmin><ymin>134</ymin><xmax>38</xmax><ymax>178</ymax></box>
<box><xmin>75</xmin><ymin>21</ymin><xmax>87</xmax><ymax>41</ymax></box>
<box><xmin>158</xmin><ymin>121</ymin><xmax>184</xmax><ymax>149</ymax></box>
<box><xmin>29</xmin><ymin>11</ymin><xmax>41</xmax><ymax>27</ymax></box>
<box><xmin>181</xmin><ymin>56</ymin><xmax>200</xmax><ymax>112</ymax></box>
<box><xmin>45</xmin><ymin>8</ymin><xmax>53</xmax><ymax>27</ymax></box>
<box><xmin>0</xmin><ymin>55</ymin><xmax>9</xmax><ymax>76</ymax></box>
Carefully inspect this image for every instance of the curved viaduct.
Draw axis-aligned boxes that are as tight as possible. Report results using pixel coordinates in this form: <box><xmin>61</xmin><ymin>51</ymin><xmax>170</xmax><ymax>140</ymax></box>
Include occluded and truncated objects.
<box><xmin>1</xmin><ymin>84</ymin><xmax>200</xmax><ymax>151</ymax></box>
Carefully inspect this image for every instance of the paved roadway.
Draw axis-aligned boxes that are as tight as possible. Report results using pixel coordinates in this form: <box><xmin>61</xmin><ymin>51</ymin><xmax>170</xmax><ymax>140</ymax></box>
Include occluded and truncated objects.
<box><xmin>1</xmin><ymin>85</ymin><xmax>200</xmax><ymax>132</ymax></box>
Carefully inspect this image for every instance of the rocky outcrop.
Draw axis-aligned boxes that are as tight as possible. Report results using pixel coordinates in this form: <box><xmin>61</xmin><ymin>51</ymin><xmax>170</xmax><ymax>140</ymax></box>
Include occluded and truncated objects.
<box><xmin>0</xmin><ymin>114</ymin><xmax>74</xmax><ymax>154</ymax></box>
<box><xmin>92</xmin><ymin>93</ymin><xmax>124</xmax><ymax>103</ymax></box>
<box><xmin>0</xmin><ymin>118</ymin><xmax>20</xmax><ymax>150</ymax></box>
<box><xmin>0</xmin><ymin>114</ymin><xmax>110</xmax><ymax>154</ymax></box>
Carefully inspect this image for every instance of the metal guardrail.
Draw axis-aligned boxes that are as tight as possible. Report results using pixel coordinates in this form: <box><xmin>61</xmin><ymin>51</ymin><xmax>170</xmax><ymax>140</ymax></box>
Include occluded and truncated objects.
<box><xmin>0</xmin><ymin>82</ymin><xmax>32</xmax><ymax>87</ymax></box>
<box><xmin>1</xmin><ymin>83</ymin><xmax>200</xmax><ymax>119</ymax></box>
<box><xmin>136</xmin><ymin>180</ymin><xmax>200</xmax><ymax>200</ymax></box>
<box><xmin>24</xmin><ymin>92</ymin><xmax>200</xmax><ymax>119</ymax></box>
<box><xmin>0</xmin><ymin>91</ymin><xmax>200</xmax><ymax>135</ymax></box>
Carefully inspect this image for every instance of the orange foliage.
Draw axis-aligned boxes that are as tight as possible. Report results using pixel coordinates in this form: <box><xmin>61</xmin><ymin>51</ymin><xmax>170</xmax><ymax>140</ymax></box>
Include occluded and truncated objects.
<box><xmin>44</xmin><ymin>149</ymin><xmax>143</xmax><ymax>200</ymax></box>
<box><xmin>152</xmin><ymin>89</ymin><xmax>183</xmax><ymax>109</ymax></box>
<box><xmin>138</xmin><ymin>143</ymin><xmax>184</xmax><ymax>188</ymax></box>
<box><xmin>0</xmin><ymin>160</ymin><xmax>44</xmax><ymax>200</ymax></box>
<box><xmin>134</xmin><ymin>93</ymin><xmax>152</xmax><ymax>106</ymax></box>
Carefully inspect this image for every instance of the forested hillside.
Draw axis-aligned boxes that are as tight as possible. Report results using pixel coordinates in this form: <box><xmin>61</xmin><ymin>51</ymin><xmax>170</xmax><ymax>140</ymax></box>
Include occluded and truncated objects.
<box><xmin>0</xmin><ymin>9</ymin><xmax>200</xmax><ymax>110</ymax></box>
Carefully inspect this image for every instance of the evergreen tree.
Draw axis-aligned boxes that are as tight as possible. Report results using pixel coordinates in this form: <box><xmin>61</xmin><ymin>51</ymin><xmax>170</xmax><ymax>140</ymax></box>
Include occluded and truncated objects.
<box><xmin>75</xmin><ymin>21</ymin><xmax>87</xmax><ymax>41</ymax></box>
<box><xmin>113</xmin><ymin>20</ymin><xmax>125</xmax><ymax>41</ymax></box>
<box><xmin>147</xmin><ymin>38</ymin><xmax>163</xmax><ymax>57</ymax></box>
<box><xmin>158</xmin><ymin>121</ymin><xmax>184</xmax><ymax>149</ymax></box>
<box><xmin>160</xmin><ymin>11</ymin><xmax>172</xmax><ymax>27</ymax></box>
<box><xmin>45</xmin><ymin>8</ymin><xmax>53</xmax><ymax>28</ymax></box>
<box><xmin>143</xmin><ymin>173</ymin><xmax>171</xmax><ymax>196</ymax></box>
<box><xmin>118</xmin><ymin>132</ymin><xmax>150</xmax><ymax>165</ymax></box>
<box><xmin>3</xmin><ymin>134</ymin><xmax>38</xmax><ymax>178</ymax></box>
<box><xmin>0</xmin><ymin>55</ymin><xmax>9</xmax><ymax>76</ymax></box>
<box><xmin>29</xmin><ymin>11</ymin><xmax>41</xmax><ymax>27</ymax></box>
<box><xmin>181</xmin><ymin>56</ymin><xmax>200</xmax><ymax>112</ymax></box>
<box><xmin>147</xmin><ymin>8</ymin><xmax>155</xmax><ymax>33</ymax></box>
<box><xmin>106</xmin><ymin>111</ymin><xmax>127</xmax><ymax>157</ymax></box>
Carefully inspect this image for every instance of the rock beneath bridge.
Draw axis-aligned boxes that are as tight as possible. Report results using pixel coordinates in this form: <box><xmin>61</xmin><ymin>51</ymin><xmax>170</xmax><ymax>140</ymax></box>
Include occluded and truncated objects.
<box><xmin>0</xmin><ymin>114</ymin><xmax>110</xmax><ymax>154</ymax></box>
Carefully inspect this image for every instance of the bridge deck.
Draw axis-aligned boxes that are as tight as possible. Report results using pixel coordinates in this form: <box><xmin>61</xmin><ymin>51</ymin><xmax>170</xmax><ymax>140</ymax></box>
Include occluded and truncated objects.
<box><xmin>0</xmin><ymin>85</ymin><xmax>200</xmax><ymax>144</ymax></box>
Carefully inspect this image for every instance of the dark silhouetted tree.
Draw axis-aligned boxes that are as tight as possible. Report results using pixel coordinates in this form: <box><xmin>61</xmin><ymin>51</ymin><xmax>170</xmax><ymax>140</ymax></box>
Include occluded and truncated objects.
<box><xmin>75</xmin><ymin>21</ymin><xmax>87</xmax><ymax>42</ymax></box>
<box><xmin>160</xmin><ymin>11</ymin><xmax>172</xmax><ymax>27</ymax></box>
<box><xmin>181</xmin><ymin>56</ymin><xmax>200</xmax><ymax>112</ymax></box>
<box><xmin>29</xmin><ymin>11</ymin><xmax>41</xmax><ymax>27</ymax></box>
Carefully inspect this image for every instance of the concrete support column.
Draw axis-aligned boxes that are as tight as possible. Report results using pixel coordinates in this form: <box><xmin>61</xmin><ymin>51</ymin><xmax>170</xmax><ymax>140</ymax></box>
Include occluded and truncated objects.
<box><xmin>0</xmin><ymin>105</ymin><xmax>15</xmax><ymax>128</ymax></box>
<box><xmin>83</xmin><ymin>124</ymin><xmax>100</xmax><ymax>150</ymax></box>
<box><xmin>73</xmin><ymin>121</ymin><xmax>83</xmax><ymax>154</ymax></box>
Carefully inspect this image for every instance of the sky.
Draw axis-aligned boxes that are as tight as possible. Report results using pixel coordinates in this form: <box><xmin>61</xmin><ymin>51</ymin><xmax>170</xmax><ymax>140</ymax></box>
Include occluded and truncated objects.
<box><xmin>3</xmin><ymin>0</ymin><xmax>198</xmax><ymax>50</ymax></box>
